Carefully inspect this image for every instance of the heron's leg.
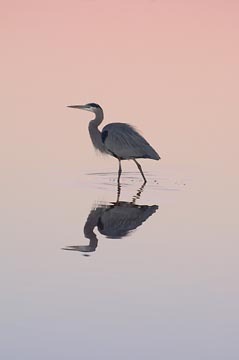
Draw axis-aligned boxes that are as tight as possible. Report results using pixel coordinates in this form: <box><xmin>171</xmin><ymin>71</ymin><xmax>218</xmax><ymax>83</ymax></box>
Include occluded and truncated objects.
<box><xmin>133</xmin><ymin>159</ymin><xmax>147</xmax><ymax>183</ymax></box>
<box><xmin>117</xmin><ymin>159</ymin><xmax>122</xmax><ymax>184</ymax></box>
<box><xmin>116</xmin><ymin>181</ymin><xmax>121</xmax><ymax>203</ymax></box>
<box><xmin>131</xmin><ymin>182</ymin><xmax>146</xmax><ymax>204</ymax></box>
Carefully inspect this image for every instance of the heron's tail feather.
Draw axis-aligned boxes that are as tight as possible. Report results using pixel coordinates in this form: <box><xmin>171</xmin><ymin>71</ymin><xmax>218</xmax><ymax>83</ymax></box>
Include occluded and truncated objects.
<box><xmin>143</xmin><ymin>146</ymin><xmax>160</xmax><ymax>160</ymax></box>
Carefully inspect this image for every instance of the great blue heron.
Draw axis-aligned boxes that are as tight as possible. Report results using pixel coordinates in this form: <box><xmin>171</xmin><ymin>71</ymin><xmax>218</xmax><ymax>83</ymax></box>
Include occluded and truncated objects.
<box><xmin>67</xmin><ymin>103</ymin><xmax>160</xmax><ymax>183</ymax></box>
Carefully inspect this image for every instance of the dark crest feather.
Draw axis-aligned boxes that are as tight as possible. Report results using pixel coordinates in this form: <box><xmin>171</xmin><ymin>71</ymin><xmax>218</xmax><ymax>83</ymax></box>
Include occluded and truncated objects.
<box><xmin>87</xmin><ymin>103</ymin><xmax>102</xmax><ymax>109</ymax></box>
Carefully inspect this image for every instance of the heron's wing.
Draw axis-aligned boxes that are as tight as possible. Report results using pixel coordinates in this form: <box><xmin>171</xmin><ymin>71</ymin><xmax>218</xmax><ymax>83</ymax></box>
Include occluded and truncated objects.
<box><xmin>101</xmin><ymin>123</ymin><xmax>160</xmax><ymax>160</ymax></box>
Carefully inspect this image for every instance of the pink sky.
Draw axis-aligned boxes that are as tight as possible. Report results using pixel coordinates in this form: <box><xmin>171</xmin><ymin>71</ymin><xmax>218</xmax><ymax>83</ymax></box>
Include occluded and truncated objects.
<box><xmin>1</xmin><ymin>0</ymin><xmax>239</xmax><ymax>176</ymax></box>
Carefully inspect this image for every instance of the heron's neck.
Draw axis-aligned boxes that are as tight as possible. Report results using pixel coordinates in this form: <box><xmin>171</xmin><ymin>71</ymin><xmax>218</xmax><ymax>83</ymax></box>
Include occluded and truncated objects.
<box><xmin>88</xmin><ymin>109</ymin><xmax>105</xmax><ymax>152</ymax></box>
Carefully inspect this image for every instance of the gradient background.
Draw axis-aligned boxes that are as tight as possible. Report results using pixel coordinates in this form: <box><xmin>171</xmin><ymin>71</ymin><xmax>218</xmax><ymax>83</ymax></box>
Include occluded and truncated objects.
<box><xmin>1</xmin><ymin>0</ymin><xmax>238</xmax><ymax>167</ymax></box>
<box><xmin>1</xmin><ymin>1</ymin><xmax>239</xmax><ymax>359</ymax></box>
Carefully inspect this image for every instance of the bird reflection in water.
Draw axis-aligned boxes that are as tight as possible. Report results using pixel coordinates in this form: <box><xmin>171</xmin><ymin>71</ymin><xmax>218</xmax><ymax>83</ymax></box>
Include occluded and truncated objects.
<box><xmin>63</xmin><ymin>183</ymin><xmax>158</xmax><ymax>255</ymax></box>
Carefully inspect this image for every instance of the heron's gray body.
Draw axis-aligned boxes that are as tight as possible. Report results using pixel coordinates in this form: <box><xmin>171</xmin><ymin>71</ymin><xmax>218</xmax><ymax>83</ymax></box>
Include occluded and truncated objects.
<box><xmin>101</xmin><ymin>123</ymin><xmax>160</xmax><ymax>160</ymax></box>
<box><xmin>68</xmin><ymin>102</ymin><xmax>160</xmax><ymax>182</ymax></box>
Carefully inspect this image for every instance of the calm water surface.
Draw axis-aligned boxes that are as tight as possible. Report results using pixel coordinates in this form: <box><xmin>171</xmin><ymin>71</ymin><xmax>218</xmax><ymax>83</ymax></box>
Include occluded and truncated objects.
<box><xmin>1</xmin><ymin>160</ymin><xmax>238</xmax><ymax>359</ymax></box>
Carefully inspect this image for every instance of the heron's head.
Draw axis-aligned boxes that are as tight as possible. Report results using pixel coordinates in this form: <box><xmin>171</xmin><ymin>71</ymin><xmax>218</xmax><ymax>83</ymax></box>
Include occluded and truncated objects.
<box><xmin>67</xmin><ymin>103</ymin><xmax>102</xmax><ymax>113</ymax></box>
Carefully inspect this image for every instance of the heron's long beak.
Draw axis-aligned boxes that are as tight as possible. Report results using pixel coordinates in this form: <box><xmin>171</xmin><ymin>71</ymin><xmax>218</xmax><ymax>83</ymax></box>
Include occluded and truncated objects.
<box><xmin>67</xmin><ymin>105</ymin><xmax>86</xmax><ymax>110</ymax></box>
